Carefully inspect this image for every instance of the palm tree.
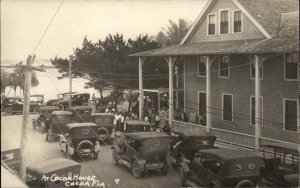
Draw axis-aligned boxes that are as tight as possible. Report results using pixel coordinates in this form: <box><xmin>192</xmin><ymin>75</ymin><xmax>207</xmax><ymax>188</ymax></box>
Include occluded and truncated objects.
<box><xmin>157</xmin><ymin>18</ymin><xmax>191</xmax><ymax>46</ymax></box>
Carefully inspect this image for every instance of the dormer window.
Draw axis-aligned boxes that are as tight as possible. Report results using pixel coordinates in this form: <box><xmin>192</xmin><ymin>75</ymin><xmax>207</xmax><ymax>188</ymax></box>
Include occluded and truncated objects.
<box><xmin>220</xmin><ymin>10</ymin><xmax>229</xmax><ymax>34</ymax></box>
<box><xmin>233</xmin><ymin>11</ymin><xmax>242</xmax><ymax>33</ymax></box>
<box><xmin>208</xmin><ymin>14</ymin><xmax>216</xmax><ymax>35</ymax></box>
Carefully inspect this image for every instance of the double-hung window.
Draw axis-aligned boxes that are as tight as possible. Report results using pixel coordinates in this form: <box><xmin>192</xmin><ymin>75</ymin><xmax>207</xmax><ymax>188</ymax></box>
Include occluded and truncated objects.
<box><xmin>250</xmin><ymin>96</ymin><xmax>263</xmax><ymax>126</ymax></box>
<box><xmin>285</xmin><ymin>53</ymin><xmax>299</xmax><ymax>80</ymax></box>
<box><xmin>222</xmin><ymin>94</ymin><xmax>233</xmax><ymax>121</ymax></box>
<box><xmin>198</xmin><ymin>56</ymin><xmax>206</xmax><ymax>77</ymax></box>
<box><xmin>208</xmin><ymin>14</ymin><xmax>216</xmax><ymax>35</ymax></box>
<box><xmin>220</xmin><ymin>10</ymin><xmax>229</xmax><ymax>34</ymax></box>
<box><xmin>233</xmin><ymin>11</ymin><xmax>242</xmax><ymax>33</ymax></box>
<box><xmin>219</xmin><ymin>55</ymin><xmax>230</xmax><ymax>78</ymax></box>
<box><xmin>284</xmin><ymin>99</ymin><xmax>298</xmax><ymax>132</ymax></box>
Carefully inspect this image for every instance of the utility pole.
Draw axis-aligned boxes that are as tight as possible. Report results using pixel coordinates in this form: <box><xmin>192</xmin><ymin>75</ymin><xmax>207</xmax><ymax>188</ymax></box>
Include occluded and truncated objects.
<box><xmin>69</xmin><ymin>56</ymin><xmax>72</xmax><ymax>107</ymax></box>
<box><xmin>19</xmin><ymin>55</ymin><xmax>35</xmax><ymax>181</ymax></box>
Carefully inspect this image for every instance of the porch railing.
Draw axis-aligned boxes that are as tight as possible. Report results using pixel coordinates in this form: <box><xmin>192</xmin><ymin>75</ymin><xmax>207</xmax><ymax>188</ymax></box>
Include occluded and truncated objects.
<box><xmin>166</xmin><ymin>119</ymin><xmax>298</xmax><ymax>149</ymax></box>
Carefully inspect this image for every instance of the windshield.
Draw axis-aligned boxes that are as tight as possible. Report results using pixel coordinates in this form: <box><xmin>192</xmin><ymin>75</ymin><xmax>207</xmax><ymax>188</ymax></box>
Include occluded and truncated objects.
<box><xmin>52</xmin><ymin>115</ymin><xmax>72</xmax><ymax>123</ymax></box>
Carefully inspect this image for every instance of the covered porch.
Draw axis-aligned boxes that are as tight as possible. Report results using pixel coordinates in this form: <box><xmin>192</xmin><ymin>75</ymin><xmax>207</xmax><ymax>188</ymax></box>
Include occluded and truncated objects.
<box><xmin>132</xmin><ymin>38</ymin><xmax>299</xmax><ymax>150</ymax></box>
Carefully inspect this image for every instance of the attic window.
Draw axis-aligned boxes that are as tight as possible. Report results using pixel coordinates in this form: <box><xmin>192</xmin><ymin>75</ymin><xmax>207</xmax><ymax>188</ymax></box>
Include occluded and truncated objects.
<box><xmin>208</xmin><ymin>14</ymin><xmax>216</xmax><ymax>35</ymax></box>
<box><xmin>220</xmin><ymin>10</ymin><xmax>229</xmax><ymax>34</ymax></box>
<box><xmin>233</xmin><ymin>11</ymin><xmax>242</xmax><ymax>33</ymax></box>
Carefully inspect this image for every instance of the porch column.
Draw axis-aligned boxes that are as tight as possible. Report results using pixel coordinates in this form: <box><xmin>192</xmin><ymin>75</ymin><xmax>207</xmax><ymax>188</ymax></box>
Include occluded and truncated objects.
<box><xmin>138</xmin><ymin>57</ymin><xmax>145</xmax><ymax>121</ymax></box>
<box><xmin>157</xmin><ymin>89</ymin><xmax>161</xmax><ymax>112</ymax></box>
<box><xmin>168</xmin><ymin>57</ymin><xmax>175</xmax><ymax>127</ymax></box>
<box><xmin>254</xmin><ymin>54</ymin><xmax>262</xmax><ymax>151</ymax></box>
<box><xmin>206</xmin><ymin>56</ymin><xmax>212</xmax><ymax>132</ymax></box>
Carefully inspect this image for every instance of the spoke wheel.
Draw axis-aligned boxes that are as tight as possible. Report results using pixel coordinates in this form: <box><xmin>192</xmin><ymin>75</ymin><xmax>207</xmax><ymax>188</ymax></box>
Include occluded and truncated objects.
<box><xmin>131</xmin><ymin>161</ymin><xmax>141</xmax><ymax>178</ymax></box>
<box><xmin>5</xmin><ymin>108</ymin><xmax>13</xmax><ymax>115</ymax></box>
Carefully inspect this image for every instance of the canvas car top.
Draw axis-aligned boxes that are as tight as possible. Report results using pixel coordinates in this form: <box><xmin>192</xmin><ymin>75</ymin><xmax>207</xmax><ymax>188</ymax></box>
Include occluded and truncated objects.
<box><xmin>65</xmin><ymin>122</ymin><xmax>98</xmax><ymax>129</ymax></box>
<box><xmin>92</xmin><ymin>113</ymin><xmax>114</xmax><ymax>116</ymax></box>
<box><xmin>26</xmin><ymin>158</ymin><xmax>79</xmax><ymax>176</ymax></box>
<box><xmin>125</xmin><ymin>120</ymin><xmax>151</xmax><ymax>126</ymax></box>
<box><xmin>41</xmin><ymin>106</ymin><xmax>60</xmax><ymax>111</ymax></box>
<box><xmin>125</xmin><ymin>132</ymin><xmax>170</xmax><ymax>140</ymax></box>
<box><xmin>200</xmin><ymin>149</ymin><xmax>260</xmax><ymax>162</ymax></box>
<box><xmin>51</xmin><ymin>111</ymin><xmax>72</xmax><ymax>115</ymax></box>
<box><xmin>30</xmin><ymin>94</ymin><xmax>44</xmax><ymax>97</ymax></box>
<box><xmin>261</xmin><ymin>143</ymin><xmax>299</xmax><ymax>154</ymax></box>
<box><xmin>172</xmin><ymin>129</ymin><xmax>216</xmax><ymax>139</ymax></box>
<box><xmin>66</xmin><ymin>106</ymin><xmax>93</xmax><ymax>111</ymax></box>
<box><xmin>4</xmin><ymin>97</ymin><xmax>23</xmax><ymax>99</ymax></box>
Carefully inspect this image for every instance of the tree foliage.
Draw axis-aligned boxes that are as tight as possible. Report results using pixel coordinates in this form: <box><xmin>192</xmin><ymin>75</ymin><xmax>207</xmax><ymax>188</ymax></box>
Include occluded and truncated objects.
<box><xmin>156</xmin><ymin>18</ymin><xmax>191</xmax><ymax>46</ymax></box>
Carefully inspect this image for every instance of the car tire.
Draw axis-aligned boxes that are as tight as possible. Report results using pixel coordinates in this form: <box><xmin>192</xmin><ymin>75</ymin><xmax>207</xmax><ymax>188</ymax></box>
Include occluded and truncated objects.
<box><xmin>77</xmin><ymin>140</ymin><xmax>94</xmax><ymax>158</ymax></box>
<box><xmin>131</xmin><ymin>160</ymin><xmax>142</xmax><ymax>178</ymax></box>
<box><xmin>234</xmin><ymin>180</ymin><xmax>255</xmax><ymax>188</ymax></box>
<box><xmin>179</xmin><ymin>166</ymin><xmax>187</xmax><ymax>186</ymax></box>
<box><xmin>112</xmin><ymin>151</ymin><xmax>118</xmax><ymax>165</ymax></box>
<box><xmin>4</xmin><ymin>108</ymin><xmax>13</xmax><ymax>115</ymax></box>
<box><xmin>34</xmin><ymin>106</ymin><xmax>41</xmax><ymax>113</ymax></box>
<box><xmin>161</xmin><ymin>164</ymin><xmax>169</xmax><ymax>175</ymax></box>
<box><xmin>97</xmin><ymin>127</ymin><xmax>109</xmax><ymax>141</ymax></box>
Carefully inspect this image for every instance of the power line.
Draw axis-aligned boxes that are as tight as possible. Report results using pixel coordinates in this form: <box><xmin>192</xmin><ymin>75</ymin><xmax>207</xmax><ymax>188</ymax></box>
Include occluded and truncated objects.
<box><xmin>32</xmin><ymin>0</ymin><xmax>64</xmax><ymax>55</ymax></box>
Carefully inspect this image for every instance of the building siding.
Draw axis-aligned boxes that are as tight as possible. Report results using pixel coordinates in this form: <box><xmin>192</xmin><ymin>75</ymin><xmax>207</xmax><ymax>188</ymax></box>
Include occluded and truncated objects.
<box><xmin>187</xmin><ymin>0</ymin><xmax>266</xmax><ymax>43</ymax></box>
<box><xmin>184</xmin><ymin>54</ymin><xmax>299</xmax><ymax>144</ymax></box>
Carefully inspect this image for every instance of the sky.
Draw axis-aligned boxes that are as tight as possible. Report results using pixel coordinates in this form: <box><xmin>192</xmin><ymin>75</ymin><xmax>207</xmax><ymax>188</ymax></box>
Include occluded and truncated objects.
<box><xmin>1</xmin><ymin>0</ymin><xmax>207</xmax><ymax>61</ymax></box>
<box><xmin>1</xmin><ymin>0</ymin><xmax>207</xmax><ymax>101</ymax></box>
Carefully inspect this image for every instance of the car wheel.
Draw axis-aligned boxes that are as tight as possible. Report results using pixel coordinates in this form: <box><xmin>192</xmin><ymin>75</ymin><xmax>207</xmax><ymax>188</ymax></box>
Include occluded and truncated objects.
<box><xmin>131</xmin><ymin>160</ymin><xmax>142</xmax><ymax>178</ymax></box>
<box><xmin>161</xmin><ymin>164</ymin><xmax>169</xmax><ymax>175</ymax></box>
<box><xmin>179</xmin><ymin>166</ymin><xmax>186</xmax><ymax>186</ymax></box>
<box><xmin>234</xmin><ymin>180</ymin><xmax>255</xmax><ymax>188</ymax></box>
<box><xmin>97</xmin><ymin>127</ymin><xmax>109</xmax><ymax>141</ymax></box>
<box><xmin>4</xmin><ymin>108</ymin><xmax>13</xmax><ymax>115</ymax></box>
<box><xmin>77</xmin><ymin>140</ymin><xmax>94</xmax><ymax>158</ymax></box>
<box><xmin>112</xmin><ymin>151</ymin><xmax>118</xmax><ymax>165</ymax></box>
<box><xmin>34</xmin><ymin>106</ymin><xmax>41</xmax><ymax>113</ymax></box>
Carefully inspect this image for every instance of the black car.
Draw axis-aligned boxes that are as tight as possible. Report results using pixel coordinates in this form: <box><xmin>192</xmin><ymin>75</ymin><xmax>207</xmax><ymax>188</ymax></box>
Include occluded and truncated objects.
<box><xmin>261</xmin><ymin>143</ymin><xmax>299</xmax><ymax>187</ymax></box>
<box><xmin>55</xmin><ymin>93</ymin><xmax>90</xmax><ymax>110</ymax></box>
<box><xmin>59</xmin><ymin>122</ymin><xmax>101</xmax><ymax>160</ymax></box>
<box><xmin>92</xmin><ymin>113</ymin><xmax>115</xmax><ymax>142</ymax></box>
<box><xmin>179</xmin><ymin>148</ymin><xmax>263</xmax><ymax>187</ymax></box>
<box><xmin>169</xmin><ymin>129</ymin><xmax>217</xmax><ymax>166</ymax></box>
<box><xmin>2</xmin><ymin>96</ymin><xmax>42</xmax><ymax>115</ymax></box>
<box><xmin>66</xmin><ymin>106</ymin><xmax>93</xmax><ymax>123</ymax></box>
<box><xmin>111</xmin><ymin>132</ymin><xmax>170</xmax><ymax>178</ymax></box>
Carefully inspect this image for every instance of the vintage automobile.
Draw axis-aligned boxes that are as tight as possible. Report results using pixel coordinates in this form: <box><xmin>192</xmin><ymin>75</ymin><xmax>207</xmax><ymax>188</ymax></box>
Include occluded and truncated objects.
<box><xmin>32</xmin><ymin>106</ymin><xmax>61</xmax><ymax>131</ymax></box>
<box><xmin>1</xmin><ymin>144</ymin><xmax>21</xmax><ymax>175</ymax></box>
<box><xmin>55</xmin><ymin>93</ymin><xmax>90</xmax><ymax>110</ymax></box>
<box><xmin>59</xmin><ymin>123</ymin><xmax>100</xmax><ymax>159</ymax></box>
<box><xmin>44</xmin><ymin>92</ymin><xmax>77</xmax><ymax>107</ymax></box>
<box><xmin>92</xmin><ymin>113</ymin><xmax>114</xmax><ymax>142</ymax></box>
<box><xmin>66</xmin><ymin>106</ymin><xmax>93</xmax><ymax>123</ymax></box>
<box><xmin>179</xmin><ymin>148</ymin><xmax>263</xmax><ymax>187</ymax></box>
<box><xmin>169</xmin><ymin>129</ymin><xmax>217</xmax><ymax>166</ymax></box>
<box><xmin>26</xmin><ymin>158</ymin><xmax>81</xmax><ymax>188</ymax></box>
<box><xmin>47</xmin><ymin>111</ymin><xmax>73</xmax><ymax>142</ymax></box>
<box><xmin>111</xmin><ymin>132</ymin><xmax>170</xmax><ymax>178</ymax></box>
<box><xmin>2</xmin><ymin>96</ymin><xmax>42</xmax><ymax>115</ymax></box>
<box><xmin>260</xmin><ymin>143</ymin><xmax>299</xmax><ymax>187</ymax></box>
<box><xmin>123</xmin><ymin>120</ymin><xmax>152</xmax><ymax>133</ymax></box>
<box><xmin>30</xmin><ymin>94</ymin><xmax>44</xmax><ymax>112</ymax></box>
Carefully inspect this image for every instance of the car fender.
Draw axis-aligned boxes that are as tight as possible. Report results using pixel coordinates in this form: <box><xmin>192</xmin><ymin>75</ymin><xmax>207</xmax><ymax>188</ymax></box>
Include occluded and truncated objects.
<box><xmin>179</xmin><ymin>162</ymin><xmax>190</xmax><ymax>174</ymax></box>
<box><xmin>67</xmin><ymin>143</ymin><xmax>75</xmax><ymax>156</ymax></box>
<box><xmin>132</xmin><ymin>158</ymin><xmax>146</xmax><ymax>172</ymax></box>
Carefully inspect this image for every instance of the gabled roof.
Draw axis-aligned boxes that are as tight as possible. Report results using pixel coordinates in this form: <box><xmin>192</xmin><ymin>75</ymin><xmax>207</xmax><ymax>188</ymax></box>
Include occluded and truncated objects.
<box><xmin>236</xmin><ymin>0</ymin><xmax>299</xmax><ymax>37</ymax></box>
<box><xmin>131</xmin><ymin>0</ymin><xmax>298</xmax><ymax>57</ymax></box>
